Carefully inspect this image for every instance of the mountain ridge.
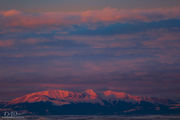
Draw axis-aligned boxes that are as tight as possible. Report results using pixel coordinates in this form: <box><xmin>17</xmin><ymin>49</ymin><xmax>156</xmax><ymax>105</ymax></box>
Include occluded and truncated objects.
<box><xmin>9</xmin><ymin>89</ymin><xmax>172</xmax><ymax>105</ymax></box>
<box><xmin>1</xmin><ymin>89</ymin><xmax>180</xmax><ymax>115</ymax></box>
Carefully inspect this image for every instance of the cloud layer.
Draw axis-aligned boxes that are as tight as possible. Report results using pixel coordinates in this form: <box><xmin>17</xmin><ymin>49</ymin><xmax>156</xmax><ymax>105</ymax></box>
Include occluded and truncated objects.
<box><xmin>0</xmin><ymin>7</ymin><xmax>180</xmax><ymax>100</ymax></box>
<box><xmin>0</xmin><ymin>7</ymin><xmax>180</xmax><ymax>28</ymax></box>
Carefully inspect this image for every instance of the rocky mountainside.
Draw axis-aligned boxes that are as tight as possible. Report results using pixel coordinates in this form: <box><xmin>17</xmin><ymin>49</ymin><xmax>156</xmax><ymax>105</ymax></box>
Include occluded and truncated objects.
<box><xmin>9</xmin><ymin>89</ymin><xmax>171</xmax><ymax>105</ymax></box>
<box><xmin>1</xmin><ymin>89</ymin><xmax>180</xmax><ymax>115</ymax></box>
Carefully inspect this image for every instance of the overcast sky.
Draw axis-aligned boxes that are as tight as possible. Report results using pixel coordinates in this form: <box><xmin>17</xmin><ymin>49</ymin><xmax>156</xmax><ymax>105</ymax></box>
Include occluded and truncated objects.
<box><xmin>0</xmin><ymin>0</ymin><xmax>180</xmax><ymax>101</ymax></box>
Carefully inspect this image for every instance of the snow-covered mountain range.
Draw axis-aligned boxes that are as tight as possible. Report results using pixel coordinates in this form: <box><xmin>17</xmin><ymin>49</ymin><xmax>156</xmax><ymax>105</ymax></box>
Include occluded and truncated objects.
<box><xmin>1</xmin><ymin>89</ymin><xmax>180</xmax><ymax>115</ymax></box>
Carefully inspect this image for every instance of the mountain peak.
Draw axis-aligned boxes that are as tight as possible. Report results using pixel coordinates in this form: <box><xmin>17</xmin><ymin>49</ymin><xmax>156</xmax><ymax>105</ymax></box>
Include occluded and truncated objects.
<box><xmin>84</xmin><ymin>89</ymin><xmax>97</xmax><ymax>99</ymax></box>
<box><xmin>85</xmin><ymin>89</ymin><xmax>95</xmax><ymax>92</ymax></box>
<box><xmin>84</xmin><ymin>89</ymin><xmax>96</xmax><ymax>95</ymax></box>
<box><xmin>103</xmin><ymin>90</ymin><xmax>127</xmax><ymax>98</ymax></box>
<box><xmin>9</xmin><ymin>89</ymin><xmax>99</xmax><ymax>105</ymax></box>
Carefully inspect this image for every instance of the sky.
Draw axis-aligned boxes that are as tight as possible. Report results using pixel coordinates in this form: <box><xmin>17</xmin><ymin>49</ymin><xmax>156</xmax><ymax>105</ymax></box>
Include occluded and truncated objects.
<box><xmin>0</xmin><ymin>0</ymin><xmax>180</xmax><ymax>101</ymax></box>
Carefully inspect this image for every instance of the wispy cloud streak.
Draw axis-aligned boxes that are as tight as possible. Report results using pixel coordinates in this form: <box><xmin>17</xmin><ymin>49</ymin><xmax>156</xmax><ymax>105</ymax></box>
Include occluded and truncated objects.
<box><xmin>0</xmin><ymin>7</ymin><xmax>180</xmax><ymax>28</ymax></box>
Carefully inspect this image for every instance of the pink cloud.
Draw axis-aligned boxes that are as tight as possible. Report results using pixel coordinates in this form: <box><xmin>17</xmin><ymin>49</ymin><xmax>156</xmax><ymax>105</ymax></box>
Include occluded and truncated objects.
<box><xmin>22</xmin><ymin>38</ymin><xmax>50</xmax><ymax>45</ymax></box>
<box><xmin>142</xmin><ymin>29</ymin><xmax>180</xmax><ymax>64</ymax></box>
<box><xmin>40</xmin><ymin>83</ymin><xmax>101</xmax><ymax>89</ymax></box>
<box><xmin>82</xmin><ymin>58</ymin><xmax>147</xmax><ymax>74</ymax></box>
<box><xmin>55</xmin><ymin>34</ymin><xmax>139</xmax><ymax>48</ymax></box>
<box><xmin>143</xmin><ymin>29</ymin><xmax>180</xmax><ymax>49</ymax></box>
<box><xmin>0</xmin><ymin>9</ymin><xmax>21</xmax><ymax>17</ymax></box>
<box><xmin>0</xmin><ymin>40</ymin><xmax>14</xmax><ymax>47</ymax></box>
<box><xmin>9</xmin><ymin>51</ymin><xmax>79</xmax><ymax>58</ymax></box>
<box><xmin>0</xmin><ymin>7</ymin><xmax>180</xmax><ymax>28</ymax></box>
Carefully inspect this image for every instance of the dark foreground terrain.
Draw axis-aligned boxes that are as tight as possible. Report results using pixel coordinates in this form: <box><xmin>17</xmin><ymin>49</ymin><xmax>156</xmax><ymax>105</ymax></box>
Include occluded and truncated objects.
<box><xmin>1</xmin><ymin>115</ymin><xmax>180</xmax><ymax>120</ymax></box>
